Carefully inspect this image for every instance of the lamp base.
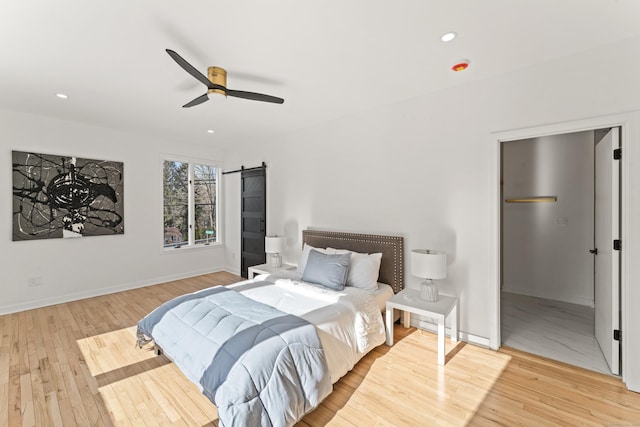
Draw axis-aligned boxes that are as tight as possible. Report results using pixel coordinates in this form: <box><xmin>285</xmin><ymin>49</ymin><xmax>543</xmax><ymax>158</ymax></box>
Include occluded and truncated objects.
<box><xmin>269</xmin><ymin>253</ymin><xmax>282</xmax><ymax>268</ymax></box>
<box><xmin>420</xmin><ymin>282</ymin><xmax>439</xmax><ymax>302</ymax></box>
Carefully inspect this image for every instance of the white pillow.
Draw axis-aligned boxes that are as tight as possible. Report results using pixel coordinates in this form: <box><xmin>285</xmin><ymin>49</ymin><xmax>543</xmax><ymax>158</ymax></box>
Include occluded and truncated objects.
<box><xmin>297</xmin><ymin>243</ymin><xmax>331</xmax><ymax>274</ymax></box>
<box><xmin>327</xmin><ymin>248</ymin><xmax>382</xmax><ymax>291</ymax></box>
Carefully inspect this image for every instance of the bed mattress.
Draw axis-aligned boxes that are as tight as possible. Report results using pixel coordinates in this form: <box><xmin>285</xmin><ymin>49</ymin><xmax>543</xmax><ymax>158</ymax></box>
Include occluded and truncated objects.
<box><xmin>231</xmin><ymin>273</ymin><xmax>390</xmax><ymax>383</ymax></box>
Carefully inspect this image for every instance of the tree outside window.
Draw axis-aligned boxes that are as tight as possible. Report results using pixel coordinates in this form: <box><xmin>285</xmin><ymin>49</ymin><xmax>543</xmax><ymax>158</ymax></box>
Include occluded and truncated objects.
<box><xmin>163</xmin><ymin>160</ymin><xmax>218</xmax><ymax>248</ymax></box>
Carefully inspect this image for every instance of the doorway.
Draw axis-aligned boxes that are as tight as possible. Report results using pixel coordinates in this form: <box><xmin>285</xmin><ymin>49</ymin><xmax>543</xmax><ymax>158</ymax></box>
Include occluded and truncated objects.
<box><xmin>499</xmin><ymin>128</ymin><xmax>621</xmax><ymax>375</ymax></box>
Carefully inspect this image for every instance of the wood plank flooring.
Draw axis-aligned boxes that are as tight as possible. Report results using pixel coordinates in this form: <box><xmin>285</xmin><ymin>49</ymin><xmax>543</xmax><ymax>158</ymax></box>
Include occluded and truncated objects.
<box><xmin>1</xmin><ymin>272</ymin><xmax>638</xmax><ymax>426</ymax></box>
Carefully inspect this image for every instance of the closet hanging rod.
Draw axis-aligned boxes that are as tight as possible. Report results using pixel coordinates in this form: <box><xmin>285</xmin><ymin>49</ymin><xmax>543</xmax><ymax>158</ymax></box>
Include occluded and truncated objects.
<box><xmin>504</xmin><ymin>196</ymin><xmax>557</xmax><ymax>203</ymax></box>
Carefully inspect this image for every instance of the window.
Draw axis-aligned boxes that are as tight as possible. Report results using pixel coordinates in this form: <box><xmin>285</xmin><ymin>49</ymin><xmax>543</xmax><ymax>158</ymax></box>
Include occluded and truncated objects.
<box><xmin>163</xmin><ymin>159</ymin><xmax>219</xmax><ymax>248</ymax></box>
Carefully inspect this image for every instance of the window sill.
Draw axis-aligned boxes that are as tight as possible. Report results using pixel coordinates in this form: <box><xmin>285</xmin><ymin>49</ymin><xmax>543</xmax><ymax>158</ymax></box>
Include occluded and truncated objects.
<box><xmin>161</xmin><ymin>241</ymin><xmax>223</xmax><ymax>254</ymax></box>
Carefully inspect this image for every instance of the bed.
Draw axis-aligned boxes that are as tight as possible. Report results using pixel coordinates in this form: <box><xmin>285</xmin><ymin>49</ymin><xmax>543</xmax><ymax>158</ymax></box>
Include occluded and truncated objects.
<box><xmin>136</xmin><ymin>229</ymin><xmax>404</xmax><ymax>427</ymax></box>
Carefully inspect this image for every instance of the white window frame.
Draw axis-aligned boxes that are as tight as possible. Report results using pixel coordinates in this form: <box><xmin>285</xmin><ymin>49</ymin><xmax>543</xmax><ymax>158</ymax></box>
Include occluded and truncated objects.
<box><xmin>161</xmin><ymin>155</ymin><xmax>222</xmax><ymax>251</ymax></box>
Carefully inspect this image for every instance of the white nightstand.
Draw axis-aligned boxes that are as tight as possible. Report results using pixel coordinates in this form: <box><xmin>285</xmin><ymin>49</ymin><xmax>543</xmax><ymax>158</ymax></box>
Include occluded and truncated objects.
<box><xmin>247</xmin><ymin>263</ymin><xmax>296</xmax><ymax>279</ymax></box>
<box><xmin>386</xmin><ymin>288</ymin><xmax>458</xmax><ymax>365</ymax></box>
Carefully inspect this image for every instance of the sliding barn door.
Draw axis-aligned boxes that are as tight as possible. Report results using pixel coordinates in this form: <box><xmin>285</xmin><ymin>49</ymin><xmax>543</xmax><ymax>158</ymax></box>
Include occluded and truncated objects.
<box><xmin>240</xmin><ymin>168</ymin><xmax>266</xmax><ymax>278</ymax></box>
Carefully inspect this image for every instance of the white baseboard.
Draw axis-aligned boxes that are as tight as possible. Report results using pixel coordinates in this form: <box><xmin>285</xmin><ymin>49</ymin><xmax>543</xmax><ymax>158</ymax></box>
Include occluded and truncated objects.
<box><xmin>412</xmin><ymin>319</ymin><xmax>491</xmax><ymax>349</ymax></box>
<box><xmin>224</xmin><ymin>267</ymin><xmax>241</xmax><ymax>276</ymax></box>
<box><xmin>502</xmin><ymin>286</ymin><xmax>594</xmax><ymax>307</ymax></box>
<box><xmin>0</xmin><ymin>265</ymin><xmax>227</xmax><ymax>316</ymax></box>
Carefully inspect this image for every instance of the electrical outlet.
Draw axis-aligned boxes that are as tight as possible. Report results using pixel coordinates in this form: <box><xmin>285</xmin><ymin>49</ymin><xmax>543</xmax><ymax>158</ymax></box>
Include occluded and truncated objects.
<box><xmin>28</xmin><ymin>276</ymin><xmax>43</xmax><ymax>287</ymax></box>
<box><xmin>555</xmin><ymin>217</ymin><xmax>569</xmax><ymax>227</ymax></box>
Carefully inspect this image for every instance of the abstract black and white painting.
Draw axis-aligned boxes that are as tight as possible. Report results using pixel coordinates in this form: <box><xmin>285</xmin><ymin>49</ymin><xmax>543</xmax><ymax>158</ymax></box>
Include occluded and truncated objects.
<box><xmin>12</xmin><ymin>151</ymin><xmax>124</xmax><ymax>241</ymax></box>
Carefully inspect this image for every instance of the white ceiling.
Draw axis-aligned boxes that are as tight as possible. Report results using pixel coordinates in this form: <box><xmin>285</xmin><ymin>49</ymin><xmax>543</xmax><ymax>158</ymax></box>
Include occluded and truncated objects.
<box><xmin>2</xmin><ymin>0</ymin><xmax>640</xmax><ymax>148</ymax></box>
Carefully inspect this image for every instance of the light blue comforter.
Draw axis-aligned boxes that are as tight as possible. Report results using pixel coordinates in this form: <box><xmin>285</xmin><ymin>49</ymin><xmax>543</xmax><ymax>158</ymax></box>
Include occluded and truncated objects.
<box><xmin>137</xmin><ymin>285</ymin><xmax>332</xmax><ymax>427</ymax></box>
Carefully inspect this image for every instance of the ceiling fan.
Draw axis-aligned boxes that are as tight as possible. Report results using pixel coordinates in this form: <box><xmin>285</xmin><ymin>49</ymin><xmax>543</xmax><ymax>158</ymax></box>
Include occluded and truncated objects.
<box><xmin>166</xmin><ymin>49</ymin><xmax>284</xmax><ymax>107</ymax></box>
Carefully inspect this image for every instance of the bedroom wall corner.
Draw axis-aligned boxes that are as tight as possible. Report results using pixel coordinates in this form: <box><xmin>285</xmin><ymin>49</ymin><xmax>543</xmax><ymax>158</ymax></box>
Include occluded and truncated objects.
<box><xmin>0</xmin><ymin>109</ymin><xmax>229</xmax><ymax>314</ymax></box>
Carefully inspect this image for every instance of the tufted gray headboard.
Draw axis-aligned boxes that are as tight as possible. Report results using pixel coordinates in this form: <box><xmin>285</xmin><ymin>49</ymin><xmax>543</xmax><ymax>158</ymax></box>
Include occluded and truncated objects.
<box><xmin>302</xmin><ymin>229</ymin><xmax>404</xmax><ymax>293</ymax></box>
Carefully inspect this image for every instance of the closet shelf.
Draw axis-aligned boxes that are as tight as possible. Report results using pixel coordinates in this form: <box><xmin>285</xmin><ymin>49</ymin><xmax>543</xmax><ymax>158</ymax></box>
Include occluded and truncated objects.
<box><xmin>504</xmin><ymin>196</ymin><xmax>557</xmax><ymax>203</ymax></box>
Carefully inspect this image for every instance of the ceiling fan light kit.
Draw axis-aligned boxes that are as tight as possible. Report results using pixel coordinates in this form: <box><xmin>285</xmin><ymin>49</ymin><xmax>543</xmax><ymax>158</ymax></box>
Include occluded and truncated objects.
<box><xmin>166</xmin><ymin>49</ymin><xmax>284</xmax><ymax>106</ymax></box>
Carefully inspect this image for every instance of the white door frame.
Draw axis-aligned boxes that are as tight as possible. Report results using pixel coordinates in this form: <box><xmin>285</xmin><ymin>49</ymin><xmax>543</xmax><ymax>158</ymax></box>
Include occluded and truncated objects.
<box><xmin>489</xmin><ymin>112</ymin><xmax>637</xmax><ymax>388</ymax></box>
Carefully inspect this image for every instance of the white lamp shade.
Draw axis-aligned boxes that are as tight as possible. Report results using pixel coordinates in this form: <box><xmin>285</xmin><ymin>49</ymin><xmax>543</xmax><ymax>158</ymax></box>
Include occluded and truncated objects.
<box><xmin>411</xmin><ymin>249</ymin><xmax>447</xmax><ymax>280</ymax></box>
<box><xmin>265</xmin><ymin>236</ymin><xmax>284</xmax><ymax>254</ymax></box>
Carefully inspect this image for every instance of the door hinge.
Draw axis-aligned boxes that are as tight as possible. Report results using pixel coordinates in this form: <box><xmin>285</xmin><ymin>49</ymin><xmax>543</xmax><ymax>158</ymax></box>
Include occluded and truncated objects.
<box><xmin>613</xmin><ymin>239</ymin><xmax>622</xmax><ymax>251</ymax></box>
<box><xmin>614</xmin><ymin>148</ymin><xmax>621</xmax><ymax>160</ymax></box>
<box><xmin>614</xmin><ymin>329</ymin><xmax>621</xmax><ymax>341</ymax></box>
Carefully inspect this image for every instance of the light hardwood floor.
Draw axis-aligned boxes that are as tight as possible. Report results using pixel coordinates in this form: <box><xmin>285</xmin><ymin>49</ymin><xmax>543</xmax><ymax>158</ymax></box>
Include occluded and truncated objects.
<box><xmin>1</xmin><ymin>272</ymin><xmax>639</xmax><ymax>426</ymax></box>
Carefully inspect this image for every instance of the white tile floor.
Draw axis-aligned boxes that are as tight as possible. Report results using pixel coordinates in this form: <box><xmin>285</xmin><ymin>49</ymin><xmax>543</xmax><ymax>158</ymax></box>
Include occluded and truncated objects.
<box><xmin>501</xmin><ymin>291</ymin><xmax>612</xmax><ymax>375</ymax></box>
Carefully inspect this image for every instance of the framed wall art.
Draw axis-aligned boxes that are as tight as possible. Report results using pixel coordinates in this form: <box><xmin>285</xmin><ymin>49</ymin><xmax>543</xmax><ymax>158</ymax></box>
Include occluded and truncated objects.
<box><xmin>12</xmin><ymin>151</ymin><xmax>124</xmax><ymax>241</ymax></box>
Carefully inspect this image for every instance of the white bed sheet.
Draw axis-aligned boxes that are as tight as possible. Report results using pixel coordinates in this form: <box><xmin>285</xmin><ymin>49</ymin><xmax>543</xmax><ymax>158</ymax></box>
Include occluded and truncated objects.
<box><xmin>229</xmin><ymin>274</ymin><xmax>391</xmax><ymax>384</ymax></box>
<box><xmin>372</xmin><ymin>282</ymin><xmax>394</xmax><ymax>311</ymax></box>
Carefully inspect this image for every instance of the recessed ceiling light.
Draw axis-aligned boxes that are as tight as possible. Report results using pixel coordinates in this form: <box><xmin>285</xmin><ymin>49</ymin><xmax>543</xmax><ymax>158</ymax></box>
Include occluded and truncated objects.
<box><xmin>207</xmin><ymin>129</ymin><xmax>215</xmax><ymax>134</ymax></box>
<box><xmin>56</xmin><ymin>93</ymin><xmax>68</xmax><ymax>99</ymax></box>
<box><xmin>441</xmin><ymin>32</ymin><xmax>457</xmax><ymax>42</ymax></box>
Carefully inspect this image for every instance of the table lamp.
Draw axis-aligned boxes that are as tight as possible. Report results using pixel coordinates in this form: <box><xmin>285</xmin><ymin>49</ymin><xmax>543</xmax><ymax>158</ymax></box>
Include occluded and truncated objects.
<box><xmin>411</xmin><ymin>249</ymin><xmax>447</xmax><ymax>301</ymax></box>
<box><xmin>265</xmin><ymin>236</ymin><xmax>284</xmax><ymax>268</ymax></box>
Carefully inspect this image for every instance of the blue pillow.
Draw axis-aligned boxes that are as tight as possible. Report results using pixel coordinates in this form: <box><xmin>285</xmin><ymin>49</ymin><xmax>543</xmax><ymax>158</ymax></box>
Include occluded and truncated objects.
<box><xmin>302</xmin><ymin>249</ymin><xmax>351</xmax><ymax>291</ymax></box>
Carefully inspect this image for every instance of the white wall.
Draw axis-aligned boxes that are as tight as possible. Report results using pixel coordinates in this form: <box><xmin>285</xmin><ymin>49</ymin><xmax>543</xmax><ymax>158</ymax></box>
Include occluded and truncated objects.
<box><xmin>502</xmin><ymin>132</ymin><xmax>595</xmax><ymax>305</ymax></box>
<box><xmin>0</xmin><ymin>109</ymin><xmax>228</xmax><ymax>314</ymax></box>
<box><xmin>224</xmin><ymin>35</ymin><xmax>640</xmax><ymax>390</ymax></box>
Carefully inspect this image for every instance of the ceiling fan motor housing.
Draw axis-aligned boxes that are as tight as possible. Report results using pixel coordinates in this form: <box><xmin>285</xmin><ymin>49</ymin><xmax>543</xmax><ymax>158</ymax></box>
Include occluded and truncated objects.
<box><xmin>208</xmin><ymin>66</ymin><xmax>227</xmax><ymax>97</ymax></box>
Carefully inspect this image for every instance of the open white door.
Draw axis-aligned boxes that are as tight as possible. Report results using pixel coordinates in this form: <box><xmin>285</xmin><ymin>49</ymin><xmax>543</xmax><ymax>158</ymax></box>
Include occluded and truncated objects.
<box><xmin>594</xmin><ymin>127</ymin><xmax>620</xmax><ymax>375</ymax></box>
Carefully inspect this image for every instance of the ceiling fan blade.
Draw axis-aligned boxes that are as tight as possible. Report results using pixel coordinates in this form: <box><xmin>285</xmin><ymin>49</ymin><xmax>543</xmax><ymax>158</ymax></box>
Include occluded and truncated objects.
<box><xmin>166</xmin><ymin>49</ymin><xmax>215</xmax><ymax>89</ymax></box>
<box><xmin>166</xmin><ymin>49</ymin><xmax>283</xmax><ymax>105</ymax></box>
<box><xmin>183</xmin><ymin>93</ymin><xmax>209</xmax><ymax>108</ymax></box>
<box><xmin>226</xmin><ymin>89</ymin><xmax>284</xmax><ymax>104</ymax></box>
